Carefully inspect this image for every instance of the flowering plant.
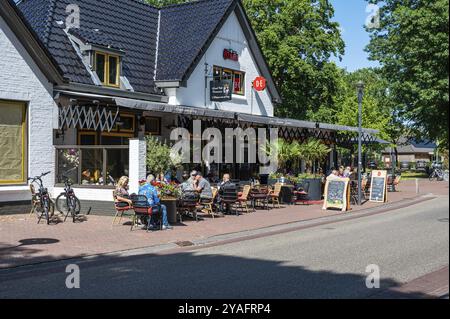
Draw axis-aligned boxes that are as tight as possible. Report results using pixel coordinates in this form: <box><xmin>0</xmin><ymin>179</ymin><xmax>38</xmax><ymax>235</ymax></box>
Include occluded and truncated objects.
<box><xmin>151</xmin><ymin>181</ymin><xmax>181</xmax><ymax>199</ymax></box>
<box><xmin>62</xmin><ymin>148</ymin><xmax>80</xmax><ymax>167</ymax></box>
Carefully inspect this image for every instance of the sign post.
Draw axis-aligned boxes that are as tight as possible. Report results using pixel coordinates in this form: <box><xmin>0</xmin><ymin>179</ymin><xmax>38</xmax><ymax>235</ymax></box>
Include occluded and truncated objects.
<box><xmin>322</xmin><ymin>176</ymin><xmax>351</xmax><ymax>212</ymax></box>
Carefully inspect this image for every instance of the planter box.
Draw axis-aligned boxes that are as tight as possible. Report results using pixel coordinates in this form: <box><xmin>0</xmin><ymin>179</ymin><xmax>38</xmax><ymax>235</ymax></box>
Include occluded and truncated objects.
<box><xmin>161</xmin><ymin>198</ymin><xmax>177</xmax><ymax>224</ymax></box>
<box><xmin>297</xmin><ymin>178</ymin><xmax>323</xmax><ymax>201</ymax></box>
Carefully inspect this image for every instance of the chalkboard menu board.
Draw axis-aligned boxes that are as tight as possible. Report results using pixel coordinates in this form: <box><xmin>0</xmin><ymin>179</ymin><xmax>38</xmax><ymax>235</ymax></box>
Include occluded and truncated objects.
<box><xmin>210</xmin><ymin>80</ymin><xmax>232</xmax><ymax>102</ymax></box>
<box><xmin>323</xmin><ymin>177</ymin><xmax>350</xmax><ymax>211</ymax></box>
<box><xmin>369</xmin><ymin>170</ymin><xmax>387</xmax><ymax>203</ymax></box>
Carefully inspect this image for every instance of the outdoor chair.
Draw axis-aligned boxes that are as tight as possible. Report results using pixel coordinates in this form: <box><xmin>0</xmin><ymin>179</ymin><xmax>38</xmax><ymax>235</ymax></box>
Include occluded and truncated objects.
<box><xmin>130</xmin><ymin>194</ymin><xmax>162</xmax><ymax>231</ymax></box>
<box><xmin>112</xmin><ymin>191</ymin><xmax>133</xmax><ymax>226</ymax></box>
<box><xmin>393</xmin><ymin>175</ymin><xmax>401</xmax><ymax>190</ymax></box>
<box><xmin>220</xmin><ymin>186</ymin><xmax>239</xmax><ymax>216</ymax></box>
<box><xmin>177</xmin><ymin>190</ymin><xmax>201</xmax><ymax>222</ymax></box>
<box><xmin>269</xmin><ymin>183</ymin><xmax>282</xmax><ymax>208</ymax></box>
<box><xmin>237</xmin><ymin>185</ymin><xmax>252</xmax><ymax>213</ymax></box>
<box><xmin>293</xmin><ymin>181</ymin><xmax>310</xmax><ymax>205</ymax></box>
<box><xmin>250</xmin><ymin>185</ymin><xmax>270</xmax><ymax>210</ymax></box>
<box><xmin>200</xmin><ymin>188</ymin><xmax>219</xmax><ymax>218</ymax></box>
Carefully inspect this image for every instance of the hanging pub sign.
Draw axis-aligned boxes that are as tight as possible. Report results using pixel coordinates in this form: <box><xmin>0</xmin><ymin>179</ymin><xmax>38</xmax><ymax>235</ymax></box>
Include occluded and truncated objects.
<box><xmin>369</xmin><ymin>170</ymin><xmax>388</xmax><ymax>203</ymax></box>
<box><xmin>210</xmin><ymin>80</ymin><xmax>232</xmax><ymax>102</ymax></box>
<box><xmin>223</xmin><ymin>48</ymin><xmax>238</xmax><ymax>61</ymax></box>
<box><xmin>253</xmin><ymin>76</ymin><xmax>266</xmax><ymax>91</ymax></box>
<box><xmin>323</xmin><ymin>176</ymin><xmax>351</xmax><ymax>212</ymax></box>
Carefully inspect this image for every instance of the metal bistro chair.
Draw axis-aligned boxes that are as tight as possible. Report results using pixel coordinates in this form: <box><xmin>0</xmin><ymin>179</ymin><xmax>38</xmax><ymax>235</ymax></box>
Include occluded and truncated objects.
<box><xmin>177</xmin><ymin>190</ymin><xmax>201</xmax><ymax>222</ymax></box>
<box><xmin>250</xmin><ymin>185</ymin><xmax>270</xmax><ymax>211</ymax></box>
<box><xmin>130</xmin><ymin>194</ymin><xmax>162</xmax><ymax>231</ymax></box>
<box><xmin>112</xmin><ymin>191</ymin><xmax>133</xmax><ymax>226</ymax></box>
<box><xmin>221</xmin><ymin>185</ymin><xmax>239</xmax><ymax>216</ymax></box>
<box><xmin>293</xmin><ymin>181</ymin><xmax>310</xmax><ymax>205</ymax></box>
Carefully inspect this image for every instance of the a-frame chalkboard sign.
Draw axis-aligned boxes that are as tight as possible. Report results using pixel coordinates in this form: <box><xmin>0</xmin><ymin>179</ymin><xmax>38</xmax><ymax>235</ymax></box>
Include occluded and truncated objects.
<box><xmin>322</xmin><ymin>176</ymin><xmax>350</xmax><ymax>212</ymax></box>
<box><xmin>369</xmin><ymin>170</ymin><xmax>388</xmax><ymax>203</ymax></box>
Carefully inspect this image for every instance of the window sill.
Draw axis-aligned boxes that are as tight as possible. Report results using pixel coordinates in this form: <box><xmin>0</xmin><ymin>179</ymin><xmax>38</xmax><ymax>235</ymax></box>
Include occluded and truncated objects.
<box><xmin>0</xmin><ymin>185</ymin><xmax>30</xmax><ymax>192</ymax></box>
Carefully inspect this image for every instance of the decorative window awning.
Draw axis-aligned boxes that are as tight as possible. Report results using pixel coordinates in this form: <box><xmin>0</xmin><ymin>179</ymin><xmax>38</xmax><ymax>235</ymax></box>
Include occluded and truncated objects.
<box><xmin>58</xmin><ymin>104</ymin><xmax>119</xmax><ymax>132</ymax></box>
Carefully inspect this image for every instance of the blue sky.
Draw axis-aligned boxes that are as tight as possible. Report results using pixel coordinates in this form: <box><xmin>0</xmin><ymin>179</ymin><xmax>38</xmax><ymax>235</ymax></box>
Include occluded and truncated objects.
<box><xmin>330</xmin><ymin>0</ymin><xmax>380</xmax><ymax>71</ymax></box>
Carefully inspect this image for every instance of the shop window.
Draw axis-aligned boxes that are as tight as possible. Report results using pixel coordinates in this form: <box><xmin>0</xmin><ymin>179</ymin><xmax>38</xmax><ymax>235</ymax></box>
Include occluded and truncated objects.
<box><xmin>213</xmin><ymin>66</ymin><xmax>245</xmax><ymax>96</ymax></box>
<box><xmin>95</xmin><ymin>52</ymin><xmax>120</xmax><ymax>87</ymax></box>
<box><xmin>0</xmin><ymin>100</ymin><xmax>26</xmax><ymax>185</ymax></box>
<box><xmin>56</xmin><ymin>146</ymin><xmax>129</xmax><ymax>187</ymax></box>
<box><xmin>81</xmin><ymin>149</ymin><xmax>104</xmax><ymax>185</ymax></box>
<box><xmin>110</xmin><ymin>113</ymin><xmax>135</xmax><ymax>133</ymax></box>
<box><xmin>145</xmin><ymin>117</ymin><xmax>161</xmax><ymax>135</ymax></box>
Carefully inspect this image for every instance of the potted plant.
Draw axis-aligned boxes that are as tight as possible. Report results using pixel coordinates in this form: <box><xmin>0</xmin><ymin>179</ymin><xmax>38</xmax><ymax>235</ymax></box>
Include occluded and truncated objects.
<box><xmin>146</xmin><ymin>136</ymin><xmax>182</xmax><ymax>223</ymax></box>
<box><xmin>295</xmin><ymin>139</ymin><xmax>331</xmax><ymax>201</ymax></box>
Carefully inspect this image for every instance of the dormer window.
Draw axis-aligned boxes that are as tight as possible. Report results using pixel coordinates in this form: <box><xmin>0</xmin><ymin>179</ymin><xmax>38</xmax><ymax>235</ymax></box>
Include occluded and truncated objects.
<box><xmin>95</xmin><ymin>52</ymin><xmax>120</xmax><ymax>87</ymax></box>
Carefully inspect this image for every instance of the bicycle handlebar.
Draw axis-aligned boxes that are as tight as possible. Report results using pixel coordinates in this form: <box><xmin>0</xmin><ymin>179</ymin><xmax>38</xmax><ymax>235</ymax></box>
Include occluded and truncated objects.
<box><xmin>28</xmin><ymin>171</ymin><xmax>51</xmax><ymax>182</ymax></box>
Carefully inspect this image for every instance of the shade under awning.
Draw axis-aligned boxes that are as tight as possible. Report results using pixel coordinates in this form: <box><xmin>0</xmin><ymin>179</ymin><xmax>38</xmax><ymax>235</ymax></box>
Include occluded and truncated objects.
<box><xmin>114</xmin><ymin>97</ymin><xmax>236</xmax><ymax>120</ymax></box>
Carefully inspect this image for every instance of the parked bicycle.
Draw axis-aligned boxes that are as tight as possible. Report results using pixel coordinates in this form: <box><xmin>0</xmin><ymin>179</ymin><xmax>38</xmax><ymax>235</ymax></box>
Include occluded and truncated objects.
<box><xmin>28</xmin><ymin>171</ymin><xmax>52</xmax><ymax>225</ymax></box>
<box><xmin>429</xmin><ymin>168</ymin><xmax>444</xmax><ymax>181</ymax></box>
<box><xmin>55</xmin><ymin>175</ymin><xmax>81</xmax><ymax>223</ymax></box>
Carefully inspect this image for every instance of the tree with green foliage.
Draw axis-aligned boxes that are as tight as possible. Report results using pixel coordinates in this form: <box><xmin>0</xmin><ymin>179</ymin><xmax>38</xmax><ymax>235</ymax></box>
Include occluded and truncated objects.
<box><xmin>307</xmin><ymin>68</ymin><xmax>393</xmax><ymax>142</ymax></box>
<box><xmin>145</xmin><ymin>0</ymin><xmax>188</xmax><ymax>7</ymax></box>
<box><xmin>242</xmin><ymin>0</ymin><xmax>344</xmax><ymax>119</ymax></box>
<box><xmin>365</xmin><ymin>0</ymin><xmax>449</xmax><ymax>147</ymax></box>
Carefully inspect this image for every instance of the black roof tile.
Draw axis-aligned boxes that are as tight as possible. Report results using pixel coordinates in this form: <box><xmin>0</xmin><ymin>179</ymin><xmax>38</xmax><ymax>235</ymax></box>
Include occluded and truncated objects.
<box><xmin>17</xmin><ymin>0</ymin><xmax>239</xmax><ymax>93</ymax></box>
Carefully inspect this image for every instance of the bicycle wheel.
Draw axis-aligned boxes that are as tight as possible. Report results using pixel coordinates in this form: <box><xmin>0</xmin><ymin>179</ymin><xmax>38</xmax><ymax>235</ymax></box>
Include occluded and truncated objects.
<box><xmin>68</xmin><ymin>196</ymin><xmax>81</xmax><ymax>223</ymax></box>
<box><xmin>43</xmin><ymin>200</ymin><xmax>50</xmax><ymax>225</ymax></box>
<box><xmin>56</xmin><ymin>194</ymin><xmax>69</xmax><ymax>216</ymax></box>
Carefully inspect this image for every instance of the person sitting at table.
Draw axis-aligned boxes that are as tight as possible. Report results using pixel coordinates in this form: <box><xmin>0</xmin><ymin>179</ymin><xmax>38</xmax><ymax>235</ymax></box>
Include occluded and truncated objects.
<box><xmin>338</xmin><ymin>166</ymin><xmax>345</xmax><ymax>177</ymax></box>
<box><xmin>193</xmin><ymin>172</ymin><xmax>213</xmax><ymax>200</ymax></box>
<box><xmin>179</xmin><ymin>171</ymin><xmax>196</xmax><ymax>193</ymax></box>
<box><xmin>328</xmin><ymin>170</ymin><xmax>339</xmax><ymax>178</ymax></box>
<box><xmin>156</xmin><ymin>173</ymin><xmax>168</xmax><ymax>184</ymax></box>
<box><xmin>139</xmin><ymin>174</ymin><xmax>173</xmax><ymax>230</ymax></box>
<box><xmin>344</xmin><ymin>166</ymin><xmax>352</xmax><ymax>178</ymax></box>
<box><xmin>113</xmin><ymin>176</ymin><xmax>133</xmax><ymax>207</ymax></box>
<box><xmin>217</xmin><ymin>174</ymin><xmax>236</xmax><ymax>214</ymax></box>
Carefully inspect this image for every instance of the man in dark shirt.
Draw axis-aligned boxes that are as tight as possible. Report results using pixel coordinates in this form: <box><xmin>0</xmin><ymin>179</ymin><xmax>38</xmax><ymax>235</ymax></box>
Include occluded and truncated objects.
<box><xmin>217</xmin><ymin>174</ymin><xmax>236</xmax><ymax>214</ymax></box>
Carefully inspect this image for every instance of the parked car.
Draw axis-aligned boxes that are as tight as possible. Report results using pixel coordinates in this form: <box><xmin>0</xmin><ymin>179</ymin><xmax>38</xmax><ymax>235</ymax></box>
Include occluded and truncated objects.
<box><xmin>415</xmin><ymin>160</ymin><xmax>427</xmax><ymax>171</ymax></box>
<box><xmin>400</xmin><ymin>161</ymin><xmax>410</xmax><ymax>170</ymax></box>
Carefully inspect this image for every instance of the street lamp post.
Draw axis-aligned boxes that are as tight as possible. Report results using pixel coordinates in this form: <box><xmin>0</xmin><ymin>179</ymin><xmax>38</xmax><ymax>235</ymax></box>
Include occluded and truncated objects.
<box><xmin>357</xmin><ymin>81</ymin><xmax>364</xmax><ymax>206</ymax></box>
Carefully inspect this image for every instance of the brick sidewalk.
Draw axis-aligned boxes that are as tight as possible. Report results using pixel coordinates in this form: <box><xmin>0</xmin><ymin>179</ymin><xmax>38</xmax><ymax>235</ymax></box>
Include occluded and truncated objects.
<box><xmin>0</xmin><ymin>180</ymin><xmax>448</xmax><ymax>269</ymax></box>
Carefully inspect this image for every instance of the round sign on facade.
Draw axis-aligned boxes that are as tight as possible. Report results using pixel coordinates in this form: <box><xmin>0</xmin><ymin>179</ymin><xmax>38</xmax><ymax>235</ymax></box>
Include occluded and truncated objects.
<box><xmin>253</xmin><ymin>76</ymin><xmax>266</xmax><ymax>91</ymax></box>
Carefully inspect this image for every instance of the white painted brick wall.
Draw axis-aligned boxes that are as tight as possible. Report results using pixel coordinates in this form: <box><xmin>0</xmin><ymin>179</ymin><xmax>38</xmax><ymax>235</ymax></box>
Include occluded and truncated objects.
<box><xmin>128</xmin><ymin>138</ymin><xmax>147</xmax><ymax>195</ymax></box>
<box><xmin>0</xmin><ymin>16</ymin><xmax>57</xmax><ymax>202</ymax></box>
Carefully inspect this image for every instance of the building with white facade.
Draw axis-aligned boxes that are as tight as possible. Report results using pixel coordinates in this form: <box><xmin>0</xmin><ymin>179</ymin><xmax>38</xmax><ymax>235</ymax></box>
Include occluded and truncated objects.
<box><xmin>1</xmin><ymin>0</ymin><xmax>378</xmax><ymax>214</ymax></box>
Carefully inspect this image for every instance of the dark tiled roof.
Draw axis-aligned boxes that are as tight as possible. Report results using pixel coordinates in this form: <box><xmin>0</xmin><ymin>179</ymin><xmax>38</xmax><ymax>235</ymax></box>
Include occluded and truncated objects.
<box><xmin>68</xmin><ymin>28</ymin><xmax>124</xmax><ymax>51</ymax></box>
<box><xmin>157</xmin><ymin>0</ymin><xmax>235</xmax><ymax>82</ymax></box>
<box><xmin>17</xmin><ymin>0</ymin><xmax>239</xmax><ymax>93</ymax></box>
<box><xmin>18</xmin><ymin>0</ymin><xmax>161</xmax><ymax>94</ymax></box>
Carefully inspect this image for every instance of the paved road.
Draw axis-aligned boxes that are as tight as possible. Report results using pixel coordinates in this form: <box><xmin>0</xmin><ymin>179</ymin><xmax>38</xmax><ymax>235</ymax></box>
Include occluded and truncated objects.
<box><xmin>0</xmin><ymin>196</ymin><xmax>448</xmax><ymax>299</ymax></box>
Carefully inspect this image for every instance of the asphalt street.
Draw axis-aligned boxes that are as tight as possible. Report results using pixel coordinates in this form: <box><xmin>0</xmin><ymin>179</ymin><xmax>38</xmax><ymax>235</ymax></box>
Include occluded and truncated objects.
<box><xmin>0</xmin><ymin>196</ymin><xmax>448</xmax><ymax>299</ymax></box>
